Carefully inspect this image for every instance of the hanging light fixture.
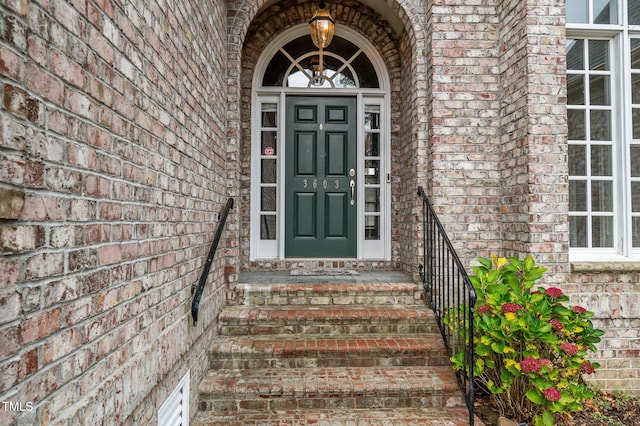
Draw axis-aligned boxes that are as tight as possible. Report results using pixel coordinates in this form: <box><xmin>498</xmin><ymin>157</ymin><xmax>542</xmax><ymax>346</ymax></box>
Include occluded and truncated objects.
<box><xmin>308</xmin><ymin>2</ymin><xmax>334</xmax><ymax>85</ymax></box>
<box><xmin>308</xmin><ymin>2</ymin><xmax>335</xmax><ymax>49</ymax></box>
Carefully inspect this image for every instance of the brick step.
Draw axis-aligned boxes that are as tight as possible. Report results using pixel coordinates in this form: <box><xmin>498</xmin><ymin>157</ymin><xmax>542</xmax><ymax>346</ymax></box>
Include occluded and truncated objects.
<box><xmin>218</xmin><ymin>305</ymin><xmax>439</xmax><ymax>336</ymax></box>
<box><xmin>193</xmin><ymin>407</ymin><xmax>478</xmax><ymax>426</ymax></box>
<box><xmin>198</xmin><ymin>366</ymin><xmax>463</xmax><ymax>413</ymax></box>
<box><xmin>209</xmin><ymin>334</ymin><xmax>450</xmax><ymax>369</ymax></box>
<box><xmin>236</xmin><ymin>282</ymin><xmax>423</xmax><ymax>306</ymax></box>
<box><xmin>196</xmin><ymin>274</ymin><xmax>475</xmax><ymax>425</ymax></box>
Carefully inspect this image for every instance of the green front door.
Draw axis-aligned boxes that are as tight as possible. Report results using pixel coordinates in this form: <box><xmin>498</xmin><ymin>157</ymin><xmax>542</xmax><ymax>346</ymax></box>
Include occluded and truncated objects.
<box><xmin>285</xmin><ymin>96</ymin><xmax>357</xmax><ymax>257</ymax></box>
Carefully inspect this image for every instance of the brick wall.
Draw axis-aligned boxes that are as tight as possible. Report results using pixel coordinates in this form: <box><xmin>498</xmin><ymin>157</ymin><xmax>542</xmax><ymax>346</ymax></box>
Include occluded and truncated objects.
<box><xmin>424</xmin><ymin>0</ymin><xmax>503</xmax><ymax>265</ymax></box>
<box><xmin>395</xmin><ymin>31</ymin><xmax>419</xmax><ymax>275</ymax></box>
<box><xmin>497</xmin><ymin>0</ymin><xmax>569</xmax><ymax>280</ymax></box>
<box><xmin>568</xmin><ymin>267</ymin><xmax>640</xmax><ymax>391</ymax></box>
<box><xmin>395</xmin><ymin>6</ymin><xmax>426</xmax><ymax>276</ymax></box>
<box><xmin>2</xmin><ymin>2</ymin><xmax>639</xmax><ymax>424</ymax></box>
<box><xmin>0</xmin><ymin>0</ymin><xmax>230</xmax><ymax>424</ymax></box>
<box><xmin>420</xmin><ymin>0</ymin><xmax>569</xmax><ymax>275</ymax></box>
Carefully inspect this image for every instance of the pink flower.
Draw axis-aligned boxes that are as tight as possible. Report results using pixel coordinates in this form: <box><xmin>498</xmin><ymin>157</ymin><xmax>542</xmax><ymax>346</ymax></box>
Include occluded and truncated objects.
<box><xmin>573</xmin><ymin>306</ymin><xmax>587</xmax><ymax>314</ymax></box>
<box><xmin>543</xmin><ymin>387</ymin><xmax>561</xmax><ymax>402</ymax></box>
<box><xmin>501</xmin><ymin>303</ymin><xmax>524</xmax><ymax>314</ymax></box>
<box><xmin>544</xmin><ymin>287</ymin><xmax>563</xmax><ymax>298</ymax></box>
<box><xmin>560</xmin><ymin>343</ymin><xmax>579</xmax><ymax>356</ymax></box>
<box><xmin>477</xmin><ymin>304</ymin><xmax>491</xmax><ymax>315</ymax></box>
<box><xmin>521</xmin><ymin>357</ymin><xmax>542</xmax><ymax>374</ymax></box>
<box><xmin>551</xmin><ymin>319</ymin><xmax>564</xmax><ymax>332</ymax></box>
<box><xmin>540</xmin><ymin>359</ymin><xmax>554</xmax><ymax>371</ymax></box>
<box><xmin>580</xmin><ymin>362</ymin><xmax>596</xmax><ymax>374</ymax></box>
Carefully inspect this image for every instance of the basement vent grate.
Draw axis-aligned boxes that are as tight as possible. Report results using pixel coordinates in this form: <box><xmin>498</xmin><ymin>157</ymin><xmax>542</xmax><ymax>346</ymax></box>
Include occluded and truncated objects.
<box><xmin>158</xmin><ymin>370</ymin><xmax>189</xmax><ymax>426</ymax></box>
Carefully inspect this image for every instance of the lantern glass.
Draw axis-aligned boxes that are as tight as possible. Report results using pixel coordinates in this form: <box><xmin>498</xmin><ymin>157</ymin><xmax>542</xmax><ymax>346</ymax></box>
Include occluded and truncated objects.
<box><xmin>309</xmin><ymin>5</ymin><xmax>334</xmax><ymax>49</ymax></box>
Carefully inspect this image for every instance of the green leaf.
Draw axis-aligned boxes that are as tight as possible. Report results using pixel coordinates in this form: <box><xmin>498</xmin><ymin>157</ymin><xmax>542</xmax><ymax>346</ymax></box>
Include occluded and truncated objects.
<box><xmin>559</xmin><ymin>392</ymin><xmax>575</xmax><ymax>404</ymax></box>
<box><xmin>487</xmin><ymin>269</ymin><xmax>502</xmax><ymax>284</ymax></box>
<box><xmin>500</xmin><ymin>366</ymin><xmax>514</xmax><ymax>385</ymax></box>
<box><xmin>530</xmin><ymin>293</ymin><xmax>545</xmax><ymax>304</ymax></box>
<box><xmin>475</xmin><ymin>343</ymin><xmax>491</xmax><ymax>357</ymax></box>
<box><xmin>526</xmin><ymin>388</ymin><xmax>544</xmax><ymax>404</ymax></box>
<box><xmin>533</xmin><ymin>378</ymin><xmax>552</xmax><ymax>389</ymax></box>
<box><xmin>482</xmin><ymin>314</ymin><xmax>494</xmax><ymax>328</ymax></box>
<box><xmin>470</xmin><ymin>269</ymin><xmax>486</xmax><ymax>285</ymax></box>
<box><xmin>478</xmin><ymin>257</ymin><xmax>493</xmax><ymax>269</ymax></box>
<box><xmin>552</xmin><ymin>305</ymin><xmax>571</xmax><ymax>317</ymax></box>
<box><xmin>450</xmin><ymin>351</ymin><xmax>464</xmax><ymax>367</ymax></box>
<box><xmin>469</xmin><ymin>275</ymin><xmax>481</xmax><ymax>289</ymax></box>
<box><xmin>473</xmin><ymin>364</ymin><xmax>484</xmax><ymax>376</ymax></box>
<box><xmin>542</xmin><ymin>410</ymin><xmax>554</xmax><ymax>426</ymax></box>
<box><xmin>491</xmin><ymin>283</ymin><xmax>509</xmax><ymax>295</ymax></box>
<box><xmin>490</xmin><ymin>341</ymin><xmax>506</xmax><ymax>354</ymax></box>
<box><xmin>530</xmin><ymin>266</ymin><xmax>545</xmax><ymax>279</ymax></box>
<box><xmin>567</xmin><ymin>402</ymin><xmax>583</xmax><ymax>411</ymax></box>
<box><xmin>524</xmin><ymin>256</ymin><xmax>535</xmax><ymax>270</ymax></box>
<box><xmin>510</xmin><ymin>257</ymin><xmax>523</xmax><ymax>270</ymax></box>
<box><xmin>538</xmin><ymin>321</ymin><xmax>552</xmax><ymax>332</ymax></box>
<box><xmin>487</xmin><ymin>380</ymin><xmax>504</xmax><ymax>394</ymax></box>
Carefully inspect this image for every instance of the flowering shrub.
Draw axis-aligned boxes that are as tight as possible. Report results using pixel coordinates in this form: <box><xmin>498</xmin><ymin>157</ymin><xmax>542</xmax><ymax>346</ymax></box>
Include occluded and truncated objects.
<box><xmin>451</xmin><ymin>256</ymin><xmax>604</xmax><ymax>425</ymax></box>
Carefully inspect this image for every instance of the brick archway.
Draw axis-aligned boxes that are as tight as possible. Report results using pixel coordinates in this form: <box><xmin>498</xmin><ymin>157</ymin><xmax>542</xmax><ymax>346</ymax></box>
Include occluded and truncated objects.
<box><xmin>226</xmin><ymin>0</ymin><xmax>428</xmax><ymax>273</ymax></box>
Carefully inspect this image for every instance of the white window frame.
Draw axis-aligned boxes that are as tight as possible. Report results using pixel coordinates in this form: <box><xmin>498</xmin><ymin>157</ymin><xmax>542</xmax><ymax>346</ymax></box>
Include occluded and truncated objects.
<box><xmin>249</xmin><ymin>25</ymin><xmax>392</xmax><ymax>261</ymax></box>
<box><xmin>630</xmin><ymin>34</ymin><xmax>640</xmax><ymax>257</ymax></box>
<box><xmin>252</xmin><ymin>96</ymin><xmax>281</xmax><ymax>259</ymax></box>
<box><xmin>567</xmin><ymin>0</ymin><xmax>640</xmax><ymax>261</ymax></box>
<box><xmin>360</xmin><ymin>97</ymin><xmax>388</xmax><ymax>259</ymax></box>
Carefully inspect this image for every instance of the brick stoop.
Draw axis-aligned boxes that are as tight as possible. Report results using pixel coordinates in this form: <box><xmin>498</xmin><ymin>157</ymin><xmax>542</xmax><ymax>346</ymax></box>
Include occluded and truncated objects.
<box><xmin>194</xmin><ymin>407</ymin><xmax>474</xmax><ymax>425</ymax></box>
<box><xmin>193</xmin><ymin>273</ymin><xmax>482</xmax><ymax>425</ymax></box>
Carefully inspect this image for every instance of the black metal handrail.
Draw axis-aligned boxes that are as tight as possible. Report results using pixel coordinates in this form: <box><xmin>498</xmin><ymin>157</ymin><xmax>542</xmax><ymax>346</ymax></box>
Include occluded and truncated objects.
<box><xmin>417</xmin><ymin>187</ymin><xmax>476</xmax><ymax>425</ymax></box>
<box><xmin>191</xmin><ymin>197</ymin><xmax>234</xmax><ymax>326</ymax></box>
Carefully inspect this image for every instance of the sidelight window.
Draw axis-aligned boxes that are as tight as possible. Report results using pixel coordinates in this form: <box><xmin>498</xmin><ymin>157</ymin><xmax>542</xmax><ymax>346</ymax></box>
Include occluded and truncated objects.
<box><xmin>259</xmin><ymin>102</ymin><xmax>278</xmax><ymax>241</ymax></box>
<box><xmin>364</xmin><ymin>105</ymin><xmax>382</xmax><ymax>240</ymax></box>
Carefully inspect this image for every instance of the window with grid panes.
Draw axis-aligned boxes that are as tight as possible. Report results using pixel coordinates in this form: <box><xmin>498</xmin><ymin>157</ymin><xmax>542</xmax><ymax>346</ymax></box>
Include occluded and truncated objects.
<box><xmin>364</xmin><ymin>105</ymin><xmax>381</xmax><ymax>240</ymax></box>
<box><xmin>260</xmin><ymin>103</ymin><xmax>278</xmax><ymax>240</ymax></box>
<box><xmin>567</xmin><ymin>0</ymin><xmax>640</xmax><ymax>258</ymax></box>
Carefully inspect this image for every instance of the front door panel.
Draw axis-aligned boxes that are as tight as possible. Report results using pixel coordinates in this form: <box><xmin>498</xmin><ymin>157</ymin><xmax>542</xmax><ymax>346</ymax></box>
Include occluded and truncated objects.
<box><xmin>285</xmin><ymin>96</ymin><xmax>357</xmax><ymax>257</ymax></box>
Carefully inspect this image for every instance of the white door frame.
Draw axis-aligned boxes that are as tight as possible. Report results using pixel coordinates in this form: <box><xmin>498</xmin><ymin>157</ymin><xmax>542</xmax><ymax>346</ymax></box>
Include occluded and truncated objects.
<box><xmin>250</xmin><ymin>25</ymin><xmax>391</xmax><ymax>261</ymax></box>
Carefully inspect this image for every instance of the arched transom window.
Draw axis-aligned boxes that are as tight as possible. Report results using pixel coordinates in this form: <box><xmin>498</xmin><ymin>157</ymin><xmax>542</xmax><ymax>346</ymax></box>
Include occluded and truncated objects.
<box><xmin>262</xmin><ymin>35</ymin><xmax>380</xmax><ymax>88</ymax></box>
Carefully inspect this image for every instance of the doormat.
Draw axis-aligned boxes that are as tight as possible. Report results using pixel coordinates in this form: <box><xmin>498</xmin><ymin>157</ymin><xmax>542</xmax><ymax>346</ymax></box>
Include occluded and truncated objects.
<box><xmin>289</xmin><ymin>270</ymin><xmax>359</xmax><ymax>276</ymax></box>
